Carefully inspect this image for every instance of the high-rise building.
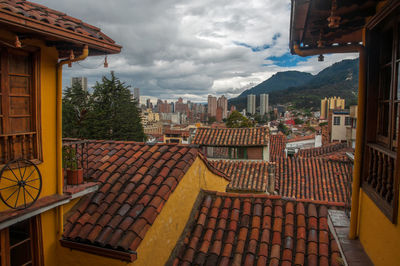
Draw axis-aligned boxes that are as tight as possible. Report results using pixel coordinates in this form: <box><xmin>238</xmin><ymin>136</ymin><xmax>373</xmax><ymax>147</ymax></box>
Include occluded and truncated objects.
<box><xmin>217</xmin><ymin>95</ymin><xmax>228</xmax><ymax>119</ymax></box>
<box><xmin>133</xmin><ymin>88</ymin><xmax>140</xmax><ymax>104</ymax></box>
<box><xmin>175</xmin><ymin>97</ymin><xmax>188</xmax><ymax>114</ymax></box>
<box><xmin>71</xmin><ymin>76</ymin><xmax>87</xmax><ymax>91</ymax></box>
<box><xmin>320</xmin><ymin>96</ymin><xmax>345</xmax><ymax>119</ymax></box>
<box><xmin>146</xmin><ymin>98</ymin><xmax>153</xmax><ymax>109</ymax></box>
<box><xmin>247</xmin><ymin>94</ymin><xmax>256</xmax><ymax>115</ymax></box>
<box><xmin>208</xmin><ymin>95</ymin><xmax>217</xmax><ymax>117</ymax></box>
<box><xmin>260</xmin><ymin>94</ymin><xmax>269</xmax><ymax>116</ymax></box>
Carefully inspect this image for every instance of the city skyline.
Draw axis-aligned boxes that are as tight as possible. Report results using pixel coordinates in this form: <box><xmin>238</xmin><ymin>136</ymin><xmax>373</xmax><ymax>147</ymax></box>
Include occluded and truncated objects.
<box><xmin>36</xmin><ymin>0</ymin><xmax>358</xmax><ymax>103</ymax></box>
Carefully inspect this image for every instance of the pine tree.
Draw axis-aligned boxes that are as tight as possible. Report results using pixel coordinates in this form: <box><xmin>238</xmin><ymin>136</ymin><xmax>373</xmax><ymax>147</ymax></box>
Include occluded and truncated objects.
<box><xmin>62</xmin><ymin>81</ymin><xmax>90</xmax><ymax>138</ymax></box>
<box><xmin>87</xmin><ymin>72</ymin><xmax>146</xmax><ymax>141</ymax></box>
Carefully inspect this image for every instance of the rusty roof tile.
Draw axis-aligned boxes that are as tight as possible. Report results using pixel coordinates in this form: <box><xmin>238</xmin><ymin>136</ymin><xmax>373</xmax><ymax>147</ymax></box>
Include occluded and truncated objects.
<box><xmin>192</xmin><ymin>127</ymin><xmax>269</xmax><ymax>146</ymax></box>
<box><xmin>171</xmin><ymin>192</ymin><xmax>343</xmax><ymax>265</ymax></box>
<box><xmin>63</xmin><ymin>141</ymin><xmax>226</xmax><ymax>256</ymax></box>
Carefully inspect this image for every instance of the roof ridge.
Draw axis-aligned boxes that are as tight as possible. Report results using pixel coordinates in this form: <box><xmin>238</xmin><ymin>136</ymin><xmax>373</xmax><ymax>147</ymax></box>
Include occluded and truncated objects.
<box><xmin>202</xmin><ymin>190</ymin><xmax>346</xmax><ymax>206</ymax></box>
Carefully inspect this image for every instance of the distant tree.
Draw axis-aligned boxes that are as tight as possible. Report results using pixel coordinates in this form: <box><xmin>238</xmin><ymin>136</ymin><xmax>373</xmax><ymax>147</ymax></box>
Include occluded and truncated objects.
<box><xmin>278</xmin><ymin>122</ymin><xmax>291</xmax><ymax>135</ymax></box>
<box><xmin>86</xmin><ymin>72</ymin><xmax>146</xmax><ymax>141</ymax></box>
<box><xmin>62</xmin><ymin>81</ymin><xmax>90</xmax><ymax>138</ymax></box>
<box><xmin>294</xmin><ymin>118</ymin><xmax>304</xmax><ymax>125</ymax></box>
<box><xmin>226</xmin><ymin>111</ymin><xmax>253</xmax><ymax>128</ymax></box>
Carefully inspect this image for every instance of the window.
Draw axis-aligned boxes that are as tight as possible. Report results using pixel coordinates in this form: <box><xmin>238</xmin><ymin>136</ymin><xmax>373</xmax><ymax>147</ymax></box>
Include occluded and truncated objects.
<box><xmin>0</xmin><ymin>47</ymin><xmax>41</xmax><ymax>164</ymax></box>
<box><xmin>0</xmin><ymin>216</ymin><xmax>43</xmax><ymax>266</ymax></box>
<box><xmin>363</xmin><ymin>8</ymin><xmax>400</xmax><ymax>223</ymax></box>
<box><xmin>345</xmin><ymin>117</ymin><xmax>351</xmax><ymax>126</ymax></box>
<box><xmin>333</xmin><ymin>116</ymin><xmax>341</xmax><ymax>125</ymax></box>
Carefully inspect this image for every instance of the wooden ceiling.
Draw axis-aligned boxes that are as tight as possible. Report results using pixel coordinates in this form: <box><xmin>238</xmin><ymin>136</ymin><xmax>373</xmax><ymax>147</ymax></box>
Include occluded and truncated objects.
<box><xmin>290</xmin><ymin>0</ymin><xmax>385</xmax><ymax>53</ymax></box>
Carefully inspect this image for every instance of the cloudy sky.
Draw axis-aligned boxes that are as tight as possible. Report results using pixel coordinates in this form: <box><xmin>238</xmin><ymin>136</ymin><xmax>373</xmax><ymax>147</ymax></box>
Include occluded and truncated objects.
<box><xmin>37</xmin><ymin>0</ymin><xmax>357</xmax><ymax>103</ymax></box>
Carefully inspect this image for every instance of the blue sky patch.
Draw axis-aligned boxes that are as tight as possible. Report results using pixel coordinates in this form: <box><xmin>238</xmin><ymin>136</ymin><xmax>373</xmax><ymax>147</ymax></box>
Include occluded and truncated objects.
<box><xmin>266</xmin><ymin>53</ymin><xmax>309</xmax><ymax>67</ymax></box>
<box><xmin>234</xmin><ymin>41</ymin><xmax>271</xmax><ymax>52</ymax></box>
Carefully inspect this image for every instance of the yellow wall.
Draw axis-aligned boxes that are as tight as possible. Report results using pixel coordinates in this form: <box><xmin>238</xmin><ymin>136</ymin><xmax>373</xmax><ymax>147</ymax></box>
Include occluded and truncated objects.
<box><xmin>57</xmin><ymin>156</ymin><xmax>229</xmax><ymax>266</ymax></box>
<box><xmin>0</xmin><ymin>30</ymin><xmax>59</xmax><ymax>211</ymax></box>
<box><xmin>0</xmin><ymin>29</ymin><xmax>61</xmax><ymax>266</ymax></box>
<box><xmin>358</xmin><ymin>189</ymin><xmax>400</xmax><ymax>266</ymax></box>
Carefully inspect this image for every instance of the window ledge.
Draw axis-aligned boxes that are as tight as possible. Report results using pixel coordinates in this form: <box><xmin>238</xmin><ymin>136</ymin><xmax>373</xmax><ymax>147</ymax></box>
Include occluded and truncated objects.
<box><xmin>64</xmin><ymin>182</ymin><xmax>99</xmax><ymax>200</ymax></box>
<box><xmin>328</xmin><ymin>210</ymin><xmax>373</xmax><ymax>265</ymax></box>
<box><xmin>0</xmin><ymin>194</ymin><xmax>70</xmax><ymax>230</ymax></box>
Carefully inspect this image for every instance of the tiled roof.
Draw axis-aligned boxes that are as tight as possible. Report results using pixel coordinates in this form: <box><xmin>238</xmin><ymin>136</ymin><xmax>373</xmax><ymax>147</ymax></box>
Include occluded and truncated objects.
<box><xmin>0</xmin><ymin>0</ymin><xmax>121</xmax><ymax>55</ymax></box>
<box><xmin>287</xmin><ymin>134</ymin><xmax>315</xmax><ymax>143</ymax></box>
<box><xmin>275</xmin><ymin>157</ymin><xmax>352</xmax><ymax>203</ymax></box>
<box><xmin>171</xmin><ymin>191</ymin><xmax>343</xmax><ymax>266</ymax></box>
<box><xmin>165</xmin><ymin>129</ymin><xmax>190</xmax><ymax>137</ymax></box>
<box><xmin>209</xmin><ymin>160</ymin><xmax>272</xmax><ymax>193</ymax></box>
<box><xmin>192</xmin><ymin>127</ymin><xmax>269</xmax><ymax>147</ymax></box>
<box><xmin>63</xmin><ymin>141</ymin><xmax>218</xmax><ymax>255</ymax></box>
<box><xmin>270</xmin><ymin>133</ymin><xmax>287</xmax><ymax>159</ymax></box>
<box><xmin>295</xmin><ymin>143</ymin><xmax>350</xmax><ymax>159</ymax></box>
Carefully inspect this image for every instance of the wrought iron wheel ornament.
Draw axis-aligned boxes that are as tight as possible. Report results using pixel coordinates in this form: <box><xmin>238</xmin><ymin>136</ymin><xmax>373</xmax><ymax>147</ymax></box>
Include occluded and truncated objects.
<box><xmin>0</xmin><ymin>159</ymin><xmax>42</xmax><ymax>209</ymax></box>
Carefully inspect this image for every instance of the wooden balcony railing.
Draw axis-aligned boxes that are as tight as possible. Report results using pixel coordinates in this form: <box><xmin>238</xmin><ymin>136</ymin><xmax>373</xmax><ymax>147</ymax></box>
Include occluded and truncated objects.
<box><xmin>363</xmin><ymin>143</ymin><xmax>398</xmax><ymax>222</ymax></box>
<box><xmin>0</xmin><ymin>132</ymin><xmax>38</xmax><ymax>164</ymax></box>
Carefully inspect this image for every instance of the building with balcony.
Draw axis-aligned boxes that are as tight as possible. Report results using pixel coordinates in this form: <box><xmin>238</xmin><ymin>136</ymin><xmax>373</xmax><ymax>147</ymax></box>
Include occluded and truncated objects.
<box><xmin>0</xmin><ymin>1</ymin><xmax>121</xmax><ymax>265</ymax></box>
<box><xmin>290</xmin><ymin>0</ymin><xmax>400</xmax><ymax>264</ymax></box>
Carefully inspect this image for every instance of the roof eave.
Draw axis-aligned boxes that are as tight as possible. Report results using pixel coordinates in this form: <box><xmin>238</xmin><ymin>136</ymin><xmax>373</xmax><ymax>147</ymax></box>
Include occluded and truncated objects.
<box><xmin>0</xmin><ymin>10</ymin><xmax>122</xmax><ymax>55</ymax></box>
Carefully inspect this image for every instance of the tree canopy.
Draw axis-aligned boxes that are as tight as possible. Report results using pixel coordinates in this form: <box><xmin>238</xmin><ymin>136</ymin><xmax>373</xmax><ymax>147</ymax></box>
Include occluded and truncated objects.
<box><xmin>62</xmin><ymin>72</ymin><xmax>146</xmax><ymax>141</ymax></box>
<box><xmin>226</xmin><ymin>111</ymin><xmax>254</xmax><ymax>128</ymax></box>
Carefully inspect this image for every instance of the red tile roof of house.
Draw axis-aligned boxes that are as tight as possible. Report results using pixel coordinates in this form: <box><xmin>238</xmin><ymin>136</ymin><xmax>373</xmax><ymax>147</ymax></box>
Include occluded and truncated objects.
<box><xmin>295</xmin><ymin>142</ymin><xmax>351</xmax><ymax>159</ymax></box>
<box><xmin>0</xmin><ymin>0</ymin><xmax>121</xmax><ymax>55</ymax></box>
<box><xmin>287</xmin><ymin>134</ymin><xmax>315</xmax><ymax>143</ymax></box>
<box><xmin>63</xmin><ymin>141</ymin><xmax>227</xmax><ymax>256</ymax></box>
<box><xmin>209</xmin><ymin>160</ymin><xmax>272</xmax><ymax>193</ymax></box>
<box><xmin>275</xmin><ymin>157</ymin><xmax>352</xmax><ymax>203</ymax></box>
<box><xmin>171</xmin><ymin>191</ymin><xmax>343</xmax><ymax>266</ymax></box>
<box><xmin>270</xmin><ymin>133</ymin><xmax>287</xmax><ymax>159</ymax></box>
<box><xmin>165</xmin><ymin>129</ymin><xmax>190</xmax><ymax>137</ymax></box>
<box><xmin>192</xmin><ymin>127</ymin><xmax>269</xmax><ymax>147</ymax></box>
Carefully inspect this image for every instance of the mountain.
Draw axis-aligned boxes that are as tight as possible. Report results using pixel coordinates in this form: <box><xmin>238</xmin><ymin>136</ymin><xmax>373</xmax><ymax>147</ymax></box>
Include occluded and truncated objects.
<box><xmin>229</xmin><ymin>58</ymin><xmax>359</xmax><ymax>111</ymax></box>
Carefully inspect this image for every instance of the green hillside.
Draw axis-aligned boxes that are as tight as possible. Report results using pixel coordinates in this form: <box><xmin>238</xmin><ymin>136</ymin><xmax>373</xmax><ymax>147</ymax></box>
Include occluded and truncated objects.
<box><xmin>228</xmin><ymin>58</ymin><xmax>359</xmax><ymax>111</ymax></box>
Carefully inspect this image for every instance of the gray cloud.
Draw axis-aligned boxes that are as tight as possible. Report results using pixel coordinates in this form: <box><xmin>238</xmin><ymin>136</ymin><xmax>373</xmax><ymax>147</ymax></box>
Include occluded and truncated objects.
<box><xmin>36</xmin><ymin>0</ymin><xmax>357</xmax><ymax>103</ymax></box>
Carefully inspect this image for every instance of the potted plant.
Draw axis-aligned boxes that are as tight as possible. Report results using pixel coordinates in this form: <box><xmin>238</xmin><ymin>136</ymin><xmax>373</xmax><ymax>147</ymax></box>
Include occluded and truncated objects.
<box><xmin>62</xmin><ymin>146</ymin><xmax>83</xmax><ymax>185</ymax></box>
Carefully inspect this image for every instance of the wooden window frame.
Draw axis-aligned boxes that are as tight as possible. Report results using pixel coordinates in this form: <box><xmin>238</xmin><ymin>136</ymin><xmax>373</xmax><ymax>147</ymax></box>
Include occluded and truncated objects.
<box><xmin>0</xmin><ymin>216</ymin><xmax>44</xmax><ymax>266</ymax></box>
<box><xmin>0</xmin><ymin>45</ymin><xmax>42</xmax><ymax>166</ymax></box>
<box><xmin>363</xmin><ymin>3</ymin><xmax>400</xmax><ymax>223</ymax></box>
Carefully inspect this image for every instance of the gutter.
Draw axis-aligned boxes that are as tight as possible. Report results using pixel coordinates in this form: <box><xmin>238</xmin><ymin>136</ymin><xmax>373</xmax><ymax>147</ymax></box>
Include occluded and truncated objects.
<box><xmin>291</xmin><ymin>42</ymin><xmax>366</xmax><ymax>239</ymax></box>
<box><xmin>56</xmin><ymin>45</ymin><xmax>89</xmax><ymax>237</ymax></box>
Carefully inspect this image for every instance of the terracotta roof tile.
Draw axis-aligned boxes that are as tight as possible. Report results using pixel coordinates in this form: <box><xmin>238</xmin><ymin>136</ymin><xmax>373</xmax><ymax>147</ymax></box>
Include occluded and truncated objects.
<box><xmin>295</xmin><ymin>142</ymin><xmax>354</xmax><ymax>162</ymax></box>
<box><xmin>0</xmin><ymin>1</ymin><xmax>121</xmax><ymax>54</ymax></box>
<box><xmin>276</xmin><ymin>157</ymin><xmax>352</xmax><ymax>203</ymax></box>
<box><xmin>209</xmin><ymin>160</ymin><xmax>272</xmax><ymax>192</ymax></box>
<box><xmin>192</xmin><ymin>127</ymin><xmax>269</xmax><ymax>146</ymax></box>
<box><xmin>171</xmin><ymin>191</ymin><xmax>343</xmax><ymax>265</ymax></box>
<box><xmin>63</xmin><ymin>141</ymin><xmax>206</xmax><ymax>255</ymax></box>
<box><xmin>270</xmin><ymin>133</ymin><xmax>287</xmax><ymax>159</ymax></box>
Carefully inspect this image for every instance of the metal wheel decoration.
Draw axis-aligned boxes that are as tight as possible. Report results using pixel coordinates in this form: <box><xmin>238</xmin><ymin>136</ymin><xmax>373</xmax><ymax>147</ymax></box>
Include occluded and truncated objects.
<box><xmin>0</xmin><ymin>159</ymin><xmax>42</xmax><ymax>209</ymax></box>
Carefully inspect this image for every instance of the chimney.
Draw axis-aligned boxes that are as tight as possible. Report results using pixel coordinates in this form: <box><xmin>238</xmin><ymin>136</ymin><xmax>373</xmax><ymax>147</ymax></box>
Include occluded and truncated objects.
<box><xmin>267</xmin><ymin>163</ymin><xmax>276</xmax><ymax>194</ymax></box>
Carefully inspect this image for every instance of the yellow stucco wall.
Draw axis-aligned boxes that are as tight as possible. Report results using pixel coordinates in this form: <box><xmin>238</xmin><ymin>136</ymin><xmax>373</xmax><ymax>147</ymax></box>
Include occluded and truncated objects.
<box><xmin>358</xmin><ymin>189</ymin><xmax>400</xmax><ymax>266</ymax></box>
<box><xmin>57</xmin><ymin>156</ymin><xmax>229</xmax><ymax>266</ymax></box>
<box><xmin>0</xmin><ymin>30</ymin><xmax>59</xmax><ymax>210</ymax></box>
<box><xmin>0</xmin><ymin>29</ymin><xmax>61</xmax><ymax>266</ymax></box>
